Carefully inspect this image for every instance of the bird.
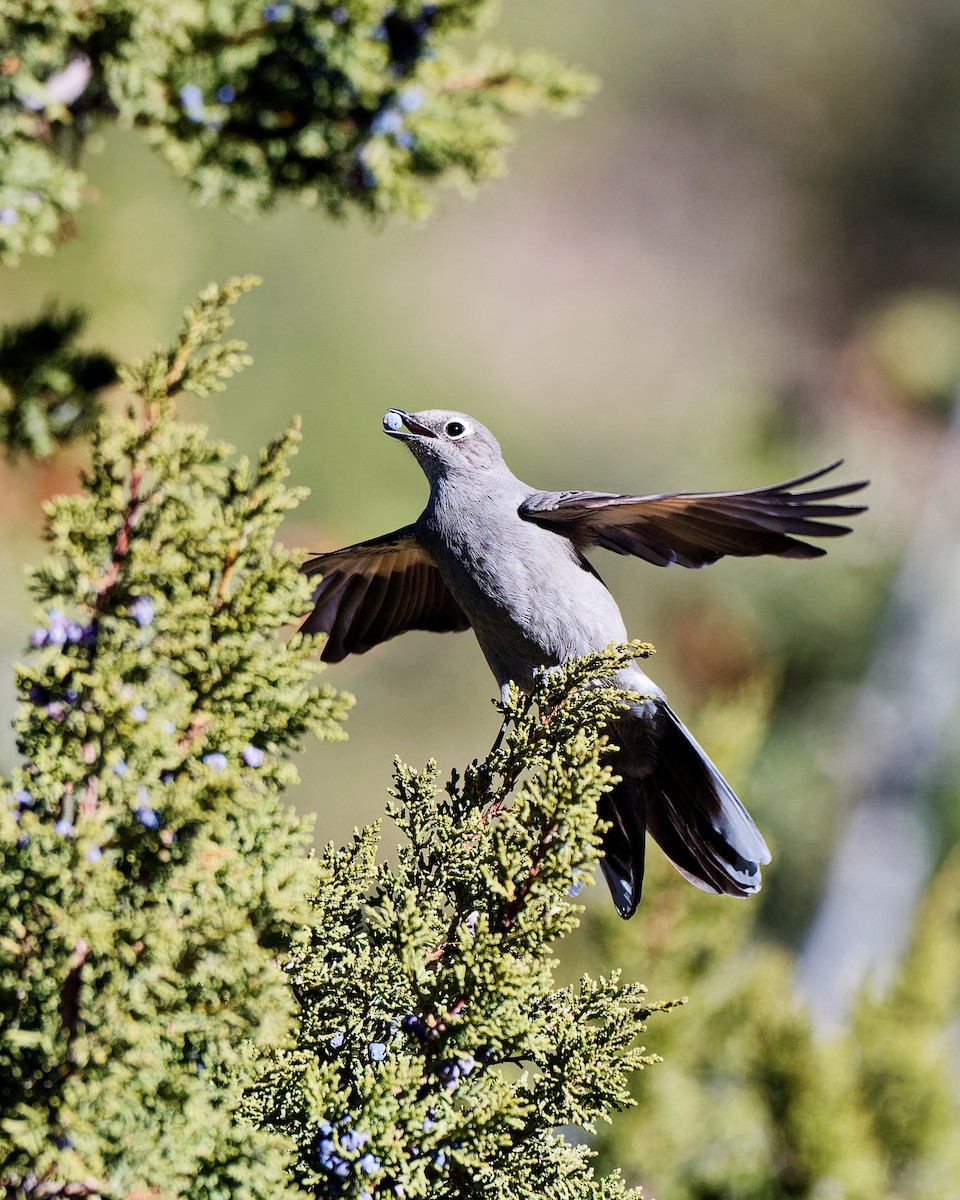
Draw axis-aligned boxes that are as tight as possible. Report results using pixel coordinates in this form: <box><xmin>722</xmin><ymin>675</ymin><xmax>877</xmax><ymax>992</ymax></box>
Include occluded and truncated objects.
<box><xmin>301</xmin><ymin>409</ymin><xmax>868</xmax><ymax>918</ymax></box>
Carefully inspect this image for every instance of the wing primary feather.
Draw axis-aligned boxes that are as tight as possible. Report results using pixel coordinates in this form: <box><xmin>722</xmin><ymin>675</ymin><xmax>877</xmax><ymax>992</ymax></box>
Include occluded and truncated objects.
<box><xmin>351</xmin><ymin>563</ymin><xmax>394</xmax><ymax>644</ymax></box>
<box><xmin>301</xmin><ymin>527</ymin><xmax>469</xmax><ymax>659</ymax></box>
<box><xmin>324</xmin><ymin>573</ymin><xmax>373</xmax><ymax>661</ymax></box>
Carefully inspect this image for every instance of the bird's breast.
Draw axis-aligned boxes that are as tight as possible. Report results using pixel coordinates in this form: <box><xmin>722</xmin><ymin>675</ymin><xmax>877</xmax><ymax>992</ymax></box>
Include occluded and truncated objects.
<box><xmin>419</xmin><ymin>507</ymin><xmax>629</xmax><ymax>690</ymax></box>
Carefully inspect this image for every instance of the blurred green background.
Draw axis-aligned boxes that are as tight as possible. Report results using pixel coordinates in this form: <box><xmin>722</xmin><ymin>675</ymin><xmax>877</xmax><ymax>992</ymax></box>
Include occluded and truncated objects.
<box><xmin>3</xmin><ymin>0</ymin><xmax>960</xmax><ymax>1038</ymax></box>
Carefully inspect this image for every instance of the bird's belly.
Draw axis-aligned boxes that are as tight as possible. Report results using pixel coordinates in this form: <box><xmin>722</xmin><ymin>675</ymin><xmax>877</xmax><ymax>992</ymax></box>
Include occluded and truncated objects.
<box><xmin>434</xmin><ymin>536</ymin><xmax>630</xmax><ymax>692</ymax></box>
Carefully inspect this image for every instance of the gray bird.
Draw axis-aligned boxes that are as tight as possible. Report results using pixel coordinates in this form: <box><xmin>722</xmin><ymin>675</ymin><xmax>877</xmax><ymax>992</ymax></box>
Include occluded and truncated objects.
<box><xmin>302</xmin><ymin>409</ymin><xmax>867</xmax><ymax>917</ymax></box>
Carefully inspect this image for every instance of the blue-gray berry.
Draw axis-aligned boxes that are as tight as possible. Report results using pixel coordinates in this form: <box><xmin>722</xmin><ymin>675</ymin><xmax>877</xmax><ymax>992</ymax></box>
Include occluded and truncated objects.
<box><xmin>438</xmin><ymin>1061</ymin><xmax>460</xmax><ymax>1089</ymax></box>
<box><xmin>341</xmin><ymin>1128</ymin><xmax>368</xmax><ymax>1153</ymax></box>
<box><xmin>179</xmin><ymin>84</ymin><xmax>205</xmax><ymax>123</ymax></box>
<box><xmin>242</xmin><ymin>744</ymin><xmax>265</xmax><ymax>767</ymax></box>
<box><xmin>371</xmin><ymin>108</ymin><xmax>403</xmax><ymax>136</ymax></box>
<box><xmin>130</xmin><ymin>596</ymin><xmax>155</xmax><ymax>627</ymax></box>
<box><xmin>398</xmin><ymin>87</ymin><xmax>424</xmax><ymax>113</ymax></box>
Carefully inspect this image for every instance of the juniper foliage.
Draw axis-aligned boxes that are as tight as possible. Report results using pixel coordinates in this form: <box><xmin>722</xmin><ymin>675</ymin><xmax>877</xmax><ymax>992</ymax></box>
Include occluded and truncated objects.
<box><xmin>0</xmin><ymin>0</ymin><xmax>596</xmax><ymax>264</ymax></box>
<box><xmin>0</xmin><ymin>278</ymin><xmax>352</xmax><ymax>1197</ymax></box>
<box><xmin>0</xmin><ymin>278</ymin><xmax>671</xmax><ymax>1199</ymax></box>
<box><xmin>244</xmin><ymin>642</ymin><xmax>677</xmax><ymax>1200</ymax></box>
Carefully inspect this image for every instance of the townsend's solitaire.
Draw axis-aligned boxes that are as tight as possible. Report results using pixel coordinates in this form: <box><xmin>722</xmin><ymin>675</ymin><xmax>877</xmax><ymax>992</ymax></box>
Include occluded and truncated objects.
<box><xmin>302</xmin><ymin>410</ymin><xmax>867</xmax><ymax>917</ymax></box>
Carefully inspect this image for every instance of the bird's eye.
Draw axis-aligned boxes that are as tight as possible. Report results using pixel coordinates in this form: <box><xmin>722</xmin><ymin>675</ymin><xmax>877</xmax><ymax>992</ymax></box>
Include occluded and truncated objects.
<box><xmin>445</xmin><ymin>421</ymin><xmax>466</xmax><ymax>438</ymax></box>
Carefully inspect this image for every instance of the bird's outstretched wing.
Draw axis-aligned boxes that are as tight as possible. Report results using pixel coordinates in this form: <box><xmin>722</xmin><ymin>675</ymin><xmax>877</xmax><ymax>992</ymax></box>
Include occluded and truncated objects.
<box><xmin>518</xmin><ymin>460</ymin><xmax>868</xmax><ymax>567</ymax></box>
<box><xmin>301</xmin><ymin>526</ymin><xmax>470</xmax><ymax>662</ymax></box>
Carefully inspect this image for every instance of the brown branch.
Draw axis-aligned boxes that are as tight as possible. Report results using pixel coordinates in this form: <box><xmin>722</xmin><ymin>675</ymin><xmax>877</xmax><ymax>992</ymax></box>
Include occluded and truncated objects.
<box><xmin>164</xmin><ymin>341</ymin><xmax>194</xmax><ymax>394</ymax></box>
<box><xmin>60</xmin><ymin>938</ymin><xmax>90</xmax><ymax>1050</ymax></box>
<box><xmin>92</xmin><ymin>397</ymin><xmax>164</xmax><ymax>603</ymax></box>
<box><xmin>213</xmin><ymin>541</ymin><xmax>241</xmax><ymax>614</ymax></box>
<box><xmin>94</xmin><ymin>468</ymin><xmax>141</xmax><ymax>600</ymax></box>
<box><xmin>416</xmin><ymin>666</ymin><xmax>635</xmax><ymax>1030</ymax></box>
<box><xmin>177</xmin><ymin>712</ymin><xmax>212</xmax><ymax>757</ymax></box>
<box><xmin>501</xmin><ymin>821</ymin><xmax>558</xmax><ymax>931</ymax></box>
<box><xmin>423</xmin><ymin>689</ymin><xmax>573</xmax><ymax>969</ymax></box>
<box><xmin>437</xmin><ymin>72</ymin><xmax>512</xmax><ymax>95</ymax></box>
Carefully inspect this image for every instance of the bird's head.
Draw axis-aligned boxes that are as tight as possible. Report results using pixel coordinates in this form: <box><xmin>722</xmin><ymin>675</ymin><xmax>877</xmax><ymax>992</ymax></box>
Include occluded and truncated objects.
<box><xmin>382</xmin><ymin>409</ymin><xmax>505</xmax><ymax>483</ymax></box>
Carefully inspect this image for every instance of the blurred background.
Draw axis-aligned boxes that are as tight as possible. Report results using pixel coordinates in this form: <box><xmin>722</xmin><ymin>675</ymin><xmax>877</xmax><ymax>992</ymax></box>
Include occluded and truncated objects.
<box><xmin>2</xmin><ymin>0</ymin><xmax>960</xmax><ymax>1182</ymax></box>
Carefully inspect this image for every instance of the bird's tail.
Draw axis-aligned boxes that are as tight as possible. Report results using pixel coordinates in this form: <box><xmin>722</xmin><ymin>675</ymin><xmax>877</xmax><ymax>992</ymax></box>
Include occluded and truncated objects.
<box><xmin>599</xmin><ymin>702</ymin><xmax>771</xmax><ymax>919</ymax></box>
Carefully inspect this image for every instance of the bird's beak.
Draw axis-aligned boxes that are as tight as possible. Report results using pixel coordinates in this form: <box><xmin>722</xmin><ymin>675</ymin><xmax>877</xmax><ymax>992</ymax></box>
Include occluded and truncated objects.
<box><xmin>383</xmin><ymin>409</ymin><xmax>437</xmax><ymax>439</ymax></box>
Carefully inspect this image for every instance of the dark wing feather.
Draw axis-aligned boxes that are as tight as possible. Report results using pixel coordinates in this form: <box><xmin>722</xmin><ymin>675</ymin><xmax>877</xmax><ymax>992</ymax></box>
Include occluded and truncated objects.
<box><xmin>519</xmin><ymin>460</ymin><xmax>868</xmax><ymax>567</ymax></box>
<box><xmin>300</xmin><ymin>526</ymin><xmax>470</xmax><ymax>662</ymax></box>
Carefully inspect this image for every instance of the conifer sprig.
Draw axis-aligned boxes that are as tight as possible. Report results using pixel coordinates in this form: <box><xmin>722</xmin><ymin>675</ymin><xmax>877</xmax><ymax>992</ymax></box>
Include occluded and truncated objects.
<box><xmin>245</xmin><ymin>644</ymin><xmax>677</xmax><ymax>1200</ymax></box>
<box><xmin>0</xmin><ymin>279</ymin><xmax>351</xmax><ymax>1198</ymax></box>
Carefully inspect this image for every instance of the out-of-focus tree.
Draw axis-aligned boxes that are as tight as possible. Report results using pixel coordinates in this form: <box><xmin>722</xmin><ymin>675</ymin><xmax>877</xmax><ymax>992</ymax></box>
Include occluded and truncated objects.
<box><xmin>0</xmin><ymin>0</ymin><xmax>594</xmax><ymax>266</ymax></box>
<box><xmin>0</xmin><ymin>307</ymin><xmax>115</xmax><ymax>459</ymax></box>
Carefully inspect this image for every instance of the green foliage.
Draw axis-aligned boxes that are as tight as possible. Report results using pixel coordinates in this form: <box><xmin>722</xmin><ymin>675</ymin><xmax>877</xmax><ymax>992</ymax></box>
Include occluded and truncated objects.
<box><xmin>0</xmin><ymin>0</ymin><xmax>596</xmax><ymax>263</ymax></box>
<box><xmin>582</xmin><ymin>848</ymin><xmax>960</xmax><ymax>1200</ymax></box>
<box><xmin>0</xmin><ymin>280</ymin><xmax>669</xmax><ymax>1200</ymax></box>
<box><xmin>244</xmin><ymin>644</ymin><xmax>677</xmax><ymax>1200</ymax></box>
<box><xmin>0</xmin><ymin>278</ymin><xmax>352</xmax><ymax>1197</ymax></box>
<box><xmin>0</xmin><ymin>306</ymin><xmax>116</xmax><ymax>460</ymax></box>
